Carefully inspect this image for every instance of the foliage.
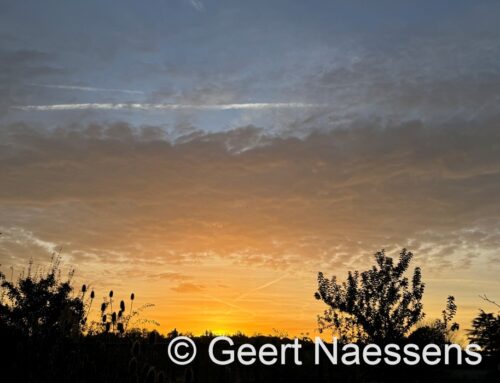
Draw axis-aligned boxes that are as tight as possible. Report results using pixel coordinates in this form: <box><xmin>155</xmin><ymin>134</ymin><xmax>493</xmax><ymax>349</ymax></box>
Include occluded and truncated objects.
<box><xmin>90</xmin><ymin>291</ymin><xmax>158</xmax><ymax>335</ymax></box>
<box><xmin>408</xmin><ymin>296</ymin><xmax>459</xmax><ymax>345</ymax></box>
<box><xmin>0</xmin><ymin>258</ymin><xmax>154</xmax><ymax>340</ymax></box>
<box><xmin>0</xmin><ymin>257</ymin><xmax>84</xmax><ymax>339</ymax></box>
<box><xmin>408</xmin><ymin>322</ymin><xmax>446</xmax><ymax>346</ymax></box>
<box><xmin>441</xmin><ymin>295</ymin><xmax>459</xmax><ymax>332</ymax></box>
<box><xmin>468</xmin><ymin>310</ymin><xmax>500</xmax><ymax>356</ymax></box>
<box><xmin>315</xmin><ymin>249</ymin><xmax>425</xmax><ymax>343</ymax></box>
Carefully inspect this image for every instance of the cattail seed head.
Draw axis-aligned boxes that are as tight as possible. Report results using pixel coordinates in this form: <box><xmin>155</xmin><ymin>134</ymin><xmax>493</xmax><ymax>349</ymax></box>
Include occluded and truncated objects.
<box><xmin>109</xmin><ymin>290</ymin><xmax>114</xmax><ymax>298</ymax></box>
<box><xmin>120</xmin><ymin>300</ymin><xmax>125</xmax><ymax>311</ymax></box>
<box><xmin>101</xmin><ymin>302</ymin><xmax>106</xmax><ymax>312</ymax></box>
<box><xmin>111</xmin><ymin>312</ymin><xmax>117</xmax><ymax>323</ymax></box>
<box><xmin>130</xmin><ymin>293</ymin><xmax>135</xmax><ymax>301</ymax></box>
<box><xmin>82</xmin><ymin>284</ymin><xmax>87</xmax><ymax>293</ymax></box>
<box><xmin>102</xmin><ymin>314</ymin><xmax>107</xmax><ymax>323</ymax></box>
<box><xmin>90</xmin><ymin>290</ymin><xmax>95</xmax><ymax>299</ymax></box>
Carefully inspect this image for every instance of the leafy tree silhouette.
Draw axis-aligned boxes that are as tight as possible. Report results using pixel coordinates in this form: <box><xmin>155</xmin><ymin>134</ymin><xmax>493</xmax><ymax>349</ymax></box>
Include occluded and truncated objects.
<box><xmin>468</xmin><ymin>296</ymin><xmax>500</xmax><ymax>358</ymax></box>
<box><xmin>315</xmin><ymin>248</ymin><xmax>425</xmax><ymax>343</ymax></box>
<box><xmin>0</xmin><ymin>257</ymin><xmax>84</xmax><ymax>339</ymax></box>
<box><xmin>468</xmin><ymin>311</ymin><xmax>500</xmax><ymax>357</ymax></box>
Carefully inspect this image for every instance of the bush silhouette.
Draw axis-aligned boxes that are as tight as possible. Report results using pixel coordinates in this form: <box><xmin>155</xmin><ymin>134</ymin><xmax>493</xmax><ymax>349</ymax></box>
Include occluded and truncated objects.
<box><xmin>315</xmin><ymin>248</ymin><xmax>425</xmax><ymax>343</ymax></box>
<box><xmin>0</xmin><ymin>258</ymin><xmax>84</xmax><ymax>339</ymax></box>
<box><xmin>408</xmin><ymin>296</ymin><xmax>459</xmax><ymax>346</ymax></box>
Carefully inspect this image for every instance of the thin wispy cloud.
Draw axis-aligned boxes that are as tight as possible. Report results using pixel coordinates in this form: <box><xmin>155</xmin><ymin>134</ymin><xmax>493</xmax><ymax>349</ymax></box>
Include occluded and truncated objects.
<box><xmin>30</xmin><ymin>83</ymin><xmax>144</xmax><ymax>95</ymax></box>
<box><xmin>13</xmin><ymin>102</ymin><xmax>323</xmax><ymax>111</ymax></box>
<box><xmin>188</xmin><ymin>0</ymin><xmax>204</xmax><ymax>12</ymax></box>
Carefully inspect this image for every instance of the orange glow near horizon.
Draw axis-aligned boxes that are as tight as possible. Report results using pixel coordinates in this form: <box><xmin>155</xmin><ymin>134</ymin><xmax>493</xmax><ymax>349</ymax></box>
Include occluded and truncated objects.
<box><xmin>51</xmin><ymin>252</ymin><xmax>496</xmax><ymax>339</ymax></box>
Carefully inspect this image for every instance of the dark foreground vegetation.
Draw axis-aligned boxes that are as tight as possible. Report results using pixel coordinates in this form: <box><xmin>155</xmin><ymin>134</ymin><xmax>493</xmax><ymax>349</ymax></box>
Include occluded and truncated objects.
<box><xmin>1</xmin><ymin>251</ymin><xmax>499</xmax><ymax>383</ymax></box>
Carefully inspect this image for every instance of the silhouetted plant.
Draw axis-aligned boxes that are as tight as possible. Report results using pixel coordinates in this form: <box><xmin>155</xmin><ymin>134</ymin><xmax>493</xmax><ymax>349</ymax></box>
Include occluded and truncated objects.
<box><xmin>97</xmin><ymin>291</ymin><xmax>129</xmax><ymax>335</ymax></box>
<box><xmin>125</xmin><ymin>292</ymin><xmax>135</xmax><ymax>332</ymax></box>
<box><xmin>408</xmin><ymin>322</ymin><xmax>446</xmax><ymax>346</ymax></box>
<box><xmin>409</xmin><ymin>296</ymin><xmax>459</xmax><ymax>345</ymax></box>
<box><xmin>91</xmin><ymin>290</ymin><xmax>157</xmax><ymax>336</ymax></box>
<box><xmin>315</xmin><ymin>248</ymin><xmax>425</xmax><ymax>343</ymax></box>
<box><xmin>0</xmin><ymin>256</ymin><xmax>84</xmax><ymax>339</ymax></box>
<box><xmin>468</xmin><ymin>310</ymin><xmax>500</xmax><ymax>357</ymax></box>
<box><xmin>81</xmin><ymin>284</ymin><xmax>95</xmax><ymax>327</ymax></box>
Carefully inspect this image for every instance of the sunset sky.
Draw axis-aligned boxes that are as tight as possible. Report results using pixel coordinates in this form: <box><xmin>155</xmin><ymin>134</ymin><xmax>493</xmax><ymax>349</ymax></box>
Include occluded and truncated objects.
<box><xmin>0</xmin><ymin>0</ymin><xmax>499</xmax><ymax>336</ymax></box>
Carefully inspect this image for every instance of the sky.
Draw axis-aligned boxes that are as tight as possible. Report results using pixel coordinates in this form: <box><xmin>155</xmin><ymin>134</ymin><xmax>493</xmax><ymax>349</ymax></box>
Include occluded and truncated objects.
<box><xmin>0</xmin><ymin>0</ymin><xmax>499</xmax><ymax>336</ymax></box>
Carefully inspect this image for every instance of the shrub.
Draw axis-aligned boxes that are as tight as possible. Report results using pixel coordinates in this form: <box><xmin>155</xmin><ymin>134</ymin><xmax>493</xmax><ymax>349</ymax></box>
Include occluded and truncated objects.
<box><xmin>0</xmin><ymin>257</ymin><xmax>84</xmax><ymax>339</ymax></box>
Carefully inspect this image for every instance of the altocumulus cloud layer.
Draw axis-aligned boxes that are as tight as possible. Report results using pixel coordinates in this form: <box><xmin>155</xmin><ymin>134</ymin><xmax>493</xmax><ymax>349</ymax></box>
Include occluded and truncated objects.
<box><xmin>1</xmin><ymin>117</ymin><xmax>499</xmax><ymax>276</ymax></box>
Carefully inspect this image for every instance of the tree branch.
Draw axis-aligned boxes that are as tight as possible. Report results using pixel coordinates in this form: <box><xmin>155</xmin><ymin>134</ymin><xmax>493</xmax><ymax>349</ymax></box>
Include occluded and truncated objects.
<box><xmin>479</xmin><ymin>294</ymin><xmax>500</xmax><ymax>309</ymax></box>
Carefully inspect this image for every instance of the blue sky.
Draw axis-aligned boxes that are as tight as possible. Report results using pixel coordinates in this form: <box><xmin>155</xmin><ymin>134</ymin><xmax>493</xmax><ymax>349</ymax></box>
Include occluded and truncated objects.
<box><xmin>2</xmin><ymin>0</ymin><xmax>499</xmax><ymax>133</ymax></box>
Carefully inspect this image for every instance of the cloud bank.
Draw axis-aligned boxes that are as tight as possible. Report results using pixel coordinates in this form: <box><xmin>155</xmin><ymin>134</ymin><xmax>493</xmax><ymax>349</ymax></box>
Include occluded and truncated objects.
<box><xmin>1</xmin><ymin>118</ymin><xmax>499</xmax><ymax>276</ymax></box>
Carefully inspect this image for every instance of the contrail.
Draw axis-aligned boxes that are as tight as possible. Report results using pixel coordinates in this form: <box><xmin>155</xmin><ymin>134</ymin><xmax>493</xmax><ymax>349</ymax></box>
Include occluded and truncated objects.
<box><xmin>192</xmin><ymin>275</ymin><xmax>289</xmax><ymax>318</ymax></box>
<box><xmin>13</xmin><ymin>102</ymin><xmax>324</xmax><ymax>111</ymax></box>
<box><xmin>29</xmin><ymin>84</ymin><xmax>144</xmax><ymax>95</ymax></box>
<box><xmin>202</xmin><ymin>293</ymin><xmax>256</xmax><ymax>317</ymax></box>
<box><xmin>232</xmin><ymin>274</ymin><xmax>289</xmax><ymax>303</ymax></box>
<box><xmin>222</xmin><ymin>274</ymin><xmax>289</xmax><ymax>316</ymax></box>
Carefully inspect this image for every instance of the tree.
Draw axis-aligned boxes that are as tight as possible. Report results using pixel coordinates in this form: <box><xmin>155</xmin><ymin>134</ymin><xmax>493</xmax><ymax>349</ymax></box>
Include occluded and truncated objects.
<box><xmin>468</xmin><ymin>308</ymin><xmax>500</xmax><ymax>357</ymax></box>
<box><xmin>0</xmin><ymin>258</ymin><xmax>85</xmax><ymax>339</ymax></box>
<box><xmin>315</xmin><ymin>248</ymin><xmax>425</xmax><ymax>343</ymax></box>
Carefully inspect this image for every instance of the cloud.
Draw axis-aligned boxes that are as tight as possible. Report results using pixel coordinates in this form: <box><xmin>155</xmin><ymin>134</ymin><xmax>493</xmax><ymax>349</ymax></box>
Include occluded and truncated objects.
<box><xmin>29</xmin><ymin>83</ymin><xmax>144</xmax><ymax>95</ymax></box>
<box><xmin>171</xmin><ymin>282</ymin><xmax>205</xmax><ymax>293</ymax></box>
<box><xmin>0</xmin><ymin>117</ymin><xmax>499</xmax><ymax>279</ymax></box>
<box><xmin>188</xmin><ymin>0</ymin><xmax>204</xmax><ymax>12</ymax></box>
<box><xmin>1</xmin><ymin>103</ymin><xmax>499</xmax><ymax>335</ymax></box>
<box><xmin>13</xmin><ymin>102</ymin><xmax>323</xmax><ymax>112</ymax></box>
<box><xmin>152</xmin><ymin>271</ymin><xmax>192</xmax><ymax>281</ymax></box>
<box><xmin>0</xmin><ymin>227</ymin><xmax>59</xmax><ymax>255</ymax></box>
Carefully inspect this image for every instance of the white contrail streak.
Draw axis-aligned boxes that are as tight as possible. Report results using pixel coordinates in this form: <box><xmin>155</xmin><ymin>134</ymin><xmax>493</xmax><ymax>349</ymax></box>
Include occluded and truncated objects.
<box><xmin>222</xmin><ymin>274</ymin><xmax>289</xmax><ymax>316</ymax></box>
<box><xmin>232</xmin><ymin>274</ymin><xmax>289</xmax><ymax>303</ymax></box>
<box><xmin>29</xmin><ymin>84</ymin><xmax>144</xmax><ymax>95</ymax></box>
<box><xmin>13</xmin><ymin>102</ymin><xmax>323</xmax><ymax>111</ymax></box>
